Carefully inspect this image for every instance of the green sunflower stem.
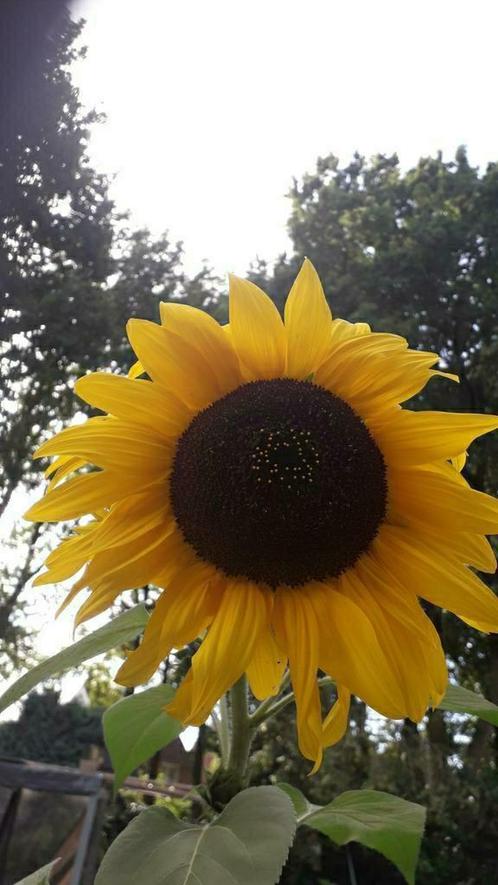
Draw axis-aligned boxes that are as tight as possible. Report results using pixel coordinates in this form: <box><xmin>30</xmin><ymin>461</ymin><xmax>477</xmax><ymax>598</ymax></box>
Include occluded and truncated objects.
<box><xmin>209</xmin><ymin>675</ymin><xmax>252</xmax><ymax>808</ymax></box>
<box><xmin>227</xmin><ymin>674</ymin><xmax>252</xmax><ymax>777</ymax></box>
<box><xmin>209</xmin><ymin>674</ymin><xmax>335</xmax><ymax>808</ymax></box>
<box><xmin>250</xmin><ymin>675</ymin><xmax>334</xmax><ymax>728</ymax></box>
<box><xmin>249</xmin><ymin>670</ymin><xmax>292</xmax><ymax>728</ymax></box>
<box><xmin>213</xmin><ymin>693</ymin><xmax>231</xmax><ymax>767</ymax></box>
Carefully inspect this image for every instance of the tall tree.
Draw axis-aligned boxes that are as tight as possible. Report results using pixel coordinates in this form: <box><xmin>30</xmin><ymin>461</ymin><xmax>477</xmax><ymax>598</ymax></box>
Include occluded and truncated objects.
<box><xmin>250</xmin><ymin>149</ymin><xmax>498</xmax><ymax>882</ymax></box>
<box><xmin>0</xmin><ymin>3</ymin><xmax>116</xmax><ymax>513</ymax></box>
<box><xmin>0</xmin><ymin>5</ymin><xmax>219</xmax><ymax>669</ymax></box>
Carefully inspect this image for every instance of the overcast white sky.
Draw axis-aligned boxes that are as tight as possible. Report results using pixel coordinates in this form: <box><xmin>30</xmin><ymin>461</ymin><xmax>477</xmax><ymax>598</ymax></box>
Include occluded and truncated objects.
<box><xmin>73</xmin><ymin>0</ymin><xmax>498</xmax><ymax>277</ymax></box>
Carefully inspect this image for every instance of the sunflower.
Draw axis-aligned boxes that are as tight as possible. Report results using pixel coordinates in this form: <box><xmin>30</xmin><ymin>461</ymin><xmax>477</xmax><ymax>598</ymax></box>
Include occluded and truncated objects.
<box><xmin>26</xmin><ymin>260</ymin><xmax>498</xmax><ymax>770</ymax></box>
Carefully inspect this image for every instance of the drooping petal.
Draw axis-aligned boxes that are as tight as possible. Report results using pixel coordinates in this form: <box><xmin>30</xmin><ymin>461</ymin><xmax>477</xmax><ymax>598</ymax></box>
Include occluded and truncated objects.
<box><xmin>273</xmin><ymin>588</ymin><xmax>323</xmax><ymax>768</ymax></box>
<box><xmin>246</xmin><ymin>625</ymin><xmax>287</xmax><ymax>701</ymax></box>
<box><xmin>354</xmin><ymin>552</ymin><xmax>434</xmax><ymax>642</ymax></box>
<box><xmin>340</xmin><ymin>562</ymin><xmax>447</xmax><ymax>720</ymax></box>
<box><xmin>322</xmin><ymin>684</ymin><xmax>350</xmax><ymax>748</ymax></box>
<box><xmin>116</xmin><ymin>568</ymin><xmax>220</xmax><ymax>687</ymax></box>
<box><xmin>284</xmin><ymin>258</ymin><xmax>332</xmax><ymax>378</ymax></box>
<box><xmin>309</xmin><ymin>583</ymin><xmax>407</xmax><ymax>719</ymax></box>
<box><xmin>418</xmin><ymin>617</ymin><xmax>449</xmax><ymax>706</ymax></box>
<box><xmin>228</xmin><ymin>275</ymin><xmax>286</xmax><ymax>379</ymax></box>
<box><xmin>168</xmin><ymin>581</ymin><xmax>271</xmax><ymax>724</ymax></box>
<box><xmin>82</xmin><ymin>521</ymin><xmax>175</xmax><ymax>589</ymax></box>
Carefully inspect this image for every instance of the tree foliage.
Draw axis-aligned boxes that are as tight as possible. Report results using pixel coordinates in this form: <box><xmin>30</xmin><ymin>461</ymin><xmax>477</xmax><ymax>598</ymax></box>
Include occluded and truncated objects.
<box><xmin>252</xmin><ymin>149</ymin><xmax>498</xmax><ymax>484</ymax></box>
<box><xmin>249</xmin><ymin>149</ymin><xmax>498</xmax><ymax>883</ymax></box>
<box><xmin>0</xmin><ymin>690</ymin><xmax>103</xmax><ymax>767</ymax></box>
<box><xmin>0</xmin><ymin>5</ymin><xmax>220</xmax><ymax>670</ymax></box>
<box><xmin>0</xmin><ymin>4</ymin><xmax>114</xmax><ymax>510</ymax></box>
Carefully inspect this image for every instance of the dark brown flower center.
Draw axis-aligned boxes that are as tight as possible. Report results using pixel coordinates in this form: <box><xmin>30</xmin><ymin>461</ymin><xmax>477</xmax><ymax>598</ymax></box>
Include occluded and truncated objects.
<box><xmin>170</xmin><ymin>379</ymin><xmax>387</xmax><ymax>587</ymax></box>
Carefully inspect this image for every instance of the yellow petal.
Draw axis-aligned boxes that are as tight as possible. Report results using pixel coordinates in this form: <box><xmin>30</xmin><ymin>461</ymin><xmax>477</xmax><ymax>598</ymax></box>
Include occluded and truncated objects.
<box><xmin>46</xmin><ymin>456</ymin><xmax>87</xmax><ymax>491</ymax></box>
<box><xmin>33</xmin><ymin>528</ymin><xmax>96</xmax><ymax>587</ymax></box>
<box><xmin>309</xmin><ymin>583</ymin><xmax>407</xmax><ymax>719</ymax></box>
<box><xmin>246</xmin><ymin>625</ymin><xmax>286</xmax><ymax>701</ymax></box>
<box><xmin>371</xmin><ymin>410</ymin><xmax>498</xmax><ymax>466</ymax></box>
<box><xmin>44</xmin><ymin>454</ymin><xmax>83</xmax><ymax>480</ymax></box>
<box><xmin>330</xmin><ymin>318</ymin><xmax>371</xmax><ymax>346</ymax></box>
<box><xmin>74</xmin><ymin>523</ymin><xmax>177</xmax><ymax>624</ymax></box>
<box><xmin>347</xmin><ymin>360</ymin><xmax>456</xmax><ymax>416</ymax></box>
<box><xmin>128</xmin><ymin>359</ymin><xmax>144</xmax><ymax>379</ymax></box>
<box><xmin>75</xmin><ymin>373</ymin><xmax>191</xmax><ymax>438</ymax></box>
<box><xmin>354</xmin><ymin>553</ymin><xmax>433</xmax><ymax>643</ymax></box>
<box><xmin>441</xmin><ymin>533</ymin><xmax>497</xmax><ymax>574</ymax></box>
<box><xmin>34</xmin><ymin>419</ymin><xmax>172</xmax><ymax>475</ymax></box>
<box><xmin>315</xmin><ymin>332</ymin><xmax>407</xmax><ymax>393</ymax></box>
<box><xmin>79</xmin><ymin>521</ymin><xmax>175</xmax><ymax>590</ymax></box>
<box><xmin>147</xmin><ymin>527</ymin><xmax>198</xmax><ymax>589</ymax></box>
<box><xmin>159</xmin><ymin>302</ymin><xmax>241</xmax><ymax>393</ymax></box>
<box><xmin>127</xmin><ymin>318</ymin><xmax>222</xmax><ymax>410</ymax></box>
<box><xmin>87</xmin><ymin>487</ymin><xmax>171</xmax><ymax>554</ymax></box>
<box><xmin>374</xmin><ymin>525</ymin><xmax>498</xmax><ymax>632</ymax></box>
<box><xmin>25</xmin><ymin>470</ymin><xmax>149</xmax><ymax>522</ymax></box>
<box><xmin>452</xmin><ymin>451</ymin><xmax>467</xmax><ymax>472</ymax></box>
<box><xmin>168</xmin><ymin>581</ymin><xmax>271</xmax><ymax>724</ymax></box>
<box><xmin>389</xmin><ymin>465</ymin><xmax>498</xmax><ymax>534</ymax></box>
<box><xmin>273</xmin><ymin>588</ymin><xmax>323</xmax><ymax>769</ymax></box>
<box><xmin>229</xmin><ymin>275</ymin><xmax>286</xmax><ymax>379</ymax></box>
<box><xmin>284</xmin><ymin>259</ymin><xmax>332</xmax><ymax>378</ymax></box>
<box><xmin>340</xmin><ymin>563</ymin><xmax>446</xmax><ymax>720</ymax></box>
<box><xmin>116</xmin><ymin>568</ymin><xmax>219</xmax><ymax>687</ymax></box>
<box><xmin>56</xmin><ymin>582</ymin><xmax>88</xmax><ymax>618</ymax></box>
<box><xmin>326</xmin><ymin>330</ymin><xmax>406</xmax><ymax>361</ymax></box>
<box><xmin>322</xmin><ymin>685</ymin><xmax>350</xmax><ymax>748</ymax></box>
<box><xmin>459</xmin><ymin>614</ymin><xmax>498</xmax><ymax>632</ymax></box>
<box><xmin>168</xmin><ymin>670</ymin><xmax>194</xmax><ymax>721</ymax></box>
<box><xmin>45</xmin><ymin>454</ymin><xmax>72</xmax><ymax>479</ymax></box>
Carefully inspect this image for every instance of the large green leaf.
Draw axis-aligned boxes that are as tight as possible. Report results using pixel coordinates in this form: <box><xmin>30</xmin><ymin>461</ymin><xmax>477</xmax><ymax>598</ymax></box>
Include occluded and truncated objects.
<box><xmin>95</xmin><ymin>785</ymin><xmax>296</xmax><ymax>885</ymax></box>
<box><xmin>277</xmin><ymin>782</ymin><xmax>309</xmax><ymax>817</ymax></box>
<box><xmin>439</xmin><ymin>683</ymin><xmax>498</xmax><ymax>725</ymax></box>
<box><xmin>279</xmin><ymin>785</ymin><xmax>425</xmax><ymax>885</ymax></box>
<box><xmin>103</xmin><ymin>684</ymin><xmax>183</xmax><ymax>791</ymax></box>
<box><xmin>0</xmin><ymin>604</ymin><xmax>148</xmax><ymax>715</ymax></box>
<box><xmin>14</xmin><ymin>859</ymin><xmax>58</xmax><ymax>884</ymax></box>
